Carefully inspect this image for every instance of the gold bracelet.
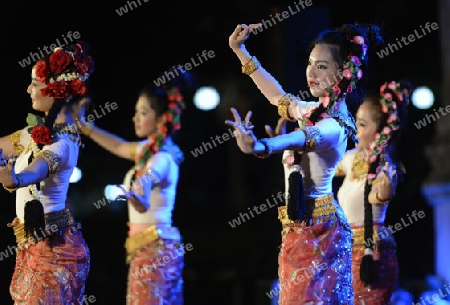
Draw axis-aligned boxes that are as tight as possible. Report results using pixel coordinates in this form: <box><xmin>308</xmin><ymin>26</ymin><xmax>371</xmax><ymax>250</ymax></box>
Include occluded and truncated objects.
<box><xmin>277</xmin><ymin>93</ymin><xmax>297</xmax><ymax>122</ymax></box>
<box><xmin>80</xmin><ymin>123</ymin><xmax>93</xmax><ymax>136</ymax></box>
<box><xmin>375</xmin><ymin>191</ymin><xmax>390</xmax><ymax>205</ymax></box>
<box><xmin>241</xmin><ymin>56</ymin><xmax>260</xmax><ymax>75</ymax></box>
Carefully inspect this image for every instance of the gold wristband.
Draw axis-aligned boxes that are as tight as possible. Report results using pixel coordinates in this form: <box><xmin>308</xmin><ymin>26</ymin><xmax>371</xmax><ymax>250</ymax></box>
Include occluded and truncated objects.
<box><xmin>80</xmin><ymin>123</ymin><xmax>93</xmax><ymax>136</ymax></box>
<box><xmin>241</xmin><ymin>56</ymin><xmax>261</xmax><ymax>75</ymax></box>
<box><xmin>277</xmin><ymin>93</ymin><xmax>297</xmax><ymax>122</ymax></box>
<box><xmin>375</xmin><ymin>191</ymin><xmax>390</xmax><ymax>205</ymax></box>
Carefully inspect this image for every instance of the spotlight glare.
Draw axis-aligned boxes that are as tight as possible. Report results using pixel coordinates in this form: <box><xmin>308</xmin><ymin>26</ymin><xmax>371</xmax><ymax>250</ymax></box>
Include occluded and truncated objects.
<box><xmin>193</xmin><ymin>86</ymin><xmax>220</xmax><ymax>111</ymax></box>
<box><xmin>104</xmin><ymin>184</ymin><xmax>126</xmax><ymax>201</ymax></box>
<box><xmin>411</xmin><ymin>86</ymin><xmax>434</xmax><ymax>110</ymax></box>
<box><xmin>70</xmin><ymin>167</ymin><xmax>82</xmax><ymax>183</ymax></box>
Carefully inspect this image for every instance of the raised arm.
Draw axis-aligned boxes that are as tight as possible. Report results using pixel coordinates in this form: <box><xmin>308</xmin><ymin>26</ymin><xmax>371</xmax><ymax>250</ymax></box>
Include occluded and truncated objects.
<box><xmin>229</xmin><ymin>25</ymin><xmax>287</xmax><ymax>105</ymax></box>
<box><xmin>81</xmin><ymin>124</ymin><xmax>136</xmax><ymax>161</ymax></box>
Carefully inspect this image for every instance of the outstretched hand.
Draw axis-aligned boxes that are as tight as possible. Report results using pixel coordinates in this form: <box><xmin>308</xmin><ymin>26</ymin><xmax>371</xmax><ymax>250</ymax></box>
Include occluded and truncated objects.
<box><xmin>115</xmin><ymin>184</ymin><xmax>147</xmax><ymax>213</ymax></box>
<box><xmin>0</xmin><ymin>149</ymin><xmax>19</xmax><ymax>188</ymax></box>
<box><xmin>229</xmin><ymin>23</ymin><xmax>263</xmax><ymax>50</ymax></box>
<box><xmin>225</xmin><ymin>107</ymin><xmax>257</xmax><ymax>154</ymax></box>
<box><xmin>265</xmin><ymin>117</ymin><xmax>287</xmax><ymax>138</ymax></box>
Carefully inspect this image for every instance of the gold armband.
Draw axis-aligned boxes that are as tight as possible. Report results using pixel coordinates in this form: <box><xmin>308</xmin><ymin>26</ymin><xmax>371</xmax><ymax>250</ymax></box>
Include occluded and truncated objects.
<box><xmin>80</xmin><ymin>123</ymin><xmax>93</xmax><ymax>136</ymax></box>
<box><xmin>277</xmin><ymin>94</ymin><xmax>297</xmax><ymax>122</ymax></box>
<box><xmin>375</xmin><ymin>191</ymin><xmax>391</xmax><ymax>205</ymax></box>
<box><xmin>241</xmin><ymin>56</ymin><xmax>260</xmax><ymax>75</ymax></box>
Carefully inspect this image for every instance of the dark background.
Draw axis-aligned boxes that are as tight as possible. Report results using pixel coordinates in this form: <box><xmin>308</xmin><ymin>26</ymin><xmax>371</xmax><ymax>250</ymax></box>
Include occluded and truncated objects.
<box><xmin>0</xmin><ymin>0</ymin><xmax>442</xmax><ymax>304</ymax></box>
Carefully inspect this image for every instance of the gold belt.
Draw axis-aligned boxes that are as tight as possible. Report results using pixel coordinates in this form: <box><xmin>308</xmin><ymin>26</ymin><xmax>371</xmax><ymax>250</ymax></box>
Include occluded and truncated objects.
<box><xmin>8</xmin><ymin>208</ymin><xmax>76</xmax><ymax>250</ymax></box>
<box><xmin>278</xmin><ymin>194</ymin><xmax>336</xmax><ymax>225</ymax></box>
<box><xmin>352</xmin><ymin>225</ymin><xmax>396</xmax><ymax>249</ymax></box>
<box><xmin>125</xmin><ymin>224</ymin><xmax>180</xmax><ymax>263</ymax></box>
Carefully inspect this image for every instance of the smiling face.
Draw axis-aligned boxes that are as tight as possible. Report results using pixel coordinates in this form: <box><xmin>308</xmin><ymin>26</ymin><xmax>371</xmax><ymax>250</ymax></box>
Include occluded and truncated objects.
<box><xmin>306</xmin><ymin>43</ymin><xmax>341</xmax><ymax>99</ymax></box>
<box><xmin>132</xmin><ymin>95</ymin><xmax>165</xmax><ymax>139</ymax></box>
<box><xmin>27</xmin><ymin>67</ymin><xmax>54</xmax><ymax>113</ymax></box>
<box><xmin>355</xmin><ymin>101</ymin><xmax>380</xmax><ymax>150</ymax></box>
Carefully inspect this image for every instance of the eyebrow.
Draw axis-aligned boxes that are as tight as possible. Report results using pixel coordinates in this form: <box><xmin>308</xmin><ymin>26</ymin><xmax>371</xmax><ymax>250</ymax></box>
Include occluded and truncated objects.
<box><xmin>32</xmin><ymin>77</ymin><xmax>39</xmax><ymax>81</ymax></box>
<box><xmin>309</xmin><ymin>58</ymin><xmax>329</xmax><ymax>64</ymax></box>
<box><xmin>357</xmin><ymin>117</ymin><xmax>367</xmax><ymax>123</ymax></box>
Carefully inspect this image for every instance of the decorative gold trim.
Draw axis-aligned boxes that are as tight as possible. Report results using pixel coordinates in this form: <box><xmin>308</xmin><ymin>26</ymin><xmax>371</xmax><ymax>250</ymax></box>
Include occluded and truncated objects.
<box><xmin>35</xmin><ymin>150</ymin><xmax>61</xmax><ymax>175</ymax></box>
<box><xmin>352</xmin><ymin>225</ymin><xmax>396</xmax><ymax>250</ymax></box>
<box><xmin>277</xmin><ymin>94</ymin><xmax>297</xmax><ymax>122</ymax></box>
<box><xmin>278</xmin><ymin>194</ymin><xmax>335</xmax><ymax>225</ymax></box>
<box><xmin>129</xmin><ymin>142</ymin><xmax>138</xmax><ymax>161</ymax></box>
<box><xmin>8</xmin><ymin>209</ymin><xmax>76</xmax><ymax>251</ymax></box>
<box><xmin>10</xmin><ymin>130</ymin><xmax>24</xmax><ymax>155</ymax></box>
<box><xmin>124</xmin><ymin>225</ymin><xmax>180</xmax><ymax>263</ymax></box>
<box><xmin>241</xmin><ymin>56</ymin><xmax>260</xmax><ymax>75</ymax></box>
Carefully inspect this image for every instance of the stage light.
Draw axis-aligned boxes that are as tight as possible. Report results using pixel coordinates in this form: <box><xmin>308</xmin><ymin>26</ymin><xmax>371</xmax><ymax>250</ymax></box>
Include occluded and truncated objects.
<box><xmin>193</xmin><ymin>86</ymin><xmax>220</xmax><ymax>111</ymax></box>
<box><xmin>104</xmin><ymin>184</ymin><xmax>127</xmax><ymax>201</ymax></box>
<box><xmin>70</xmin><ymin>167</ymin><xmax>82</xmax><ymax>183</ymax></box>
<box><xmin>411</xmin><ymin>86</ymin><xmax>434</xmax><ymax>109</ymax></box>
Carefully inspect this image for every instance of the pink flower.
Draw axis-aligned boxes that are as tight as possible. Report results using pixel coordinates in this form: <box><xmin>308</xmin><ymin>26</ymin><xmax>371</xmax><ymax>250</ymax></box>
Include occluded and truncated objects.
<box><xmin>368</xmin><ymin>155</ymin><xmax>377</xmax><ymax>163</ymax></box>
<box><xmin>333</xmin><ymin>85</ymin><xmax>341</xmax><ymax>97</ymax></box>
<box><xmin>383</xmin><ymin>92</ymin><xmax>393</xmax><ymax>100</ymax></box>
<box><xmin>321</xmin><ymin>96</ymin><xmax>330</xmax><ymax>108</ymax></box>
<box><xmin>369</xmin><ymin>142</ymin><xmax>376</xmax><ymax>150</ymax></box>
<box><xmin>381</xmin><ymin>103</ymin><xmax>389</xmax><ymax>114</ymax></box>
<box><xmin>367</xmin><ymin>173</ymin><xmax>377</xmax><ymax>180</ymax></box>
<box><xmin>374</xmin><ymin>133</ymin><xmax>381</xmax><ymax>140</ymax></box>
<box><xmin>283</xmin><ymin>154</ymin><xmax>295</xmax><ymax>166</ymax></box>
<box><xmin>392</xmin><ymin>102</ymin><xmax>397</xmax><ymax>109</ymax></box>
<box><xmin>353</xmin><ymin>36</ymin><xmax>365</xmax><ymax>45</ymax></box>
<box><xmin>396</xmin><ymin>92</ymin><xmax>404</xmax><ymax>102</ymax></box>
<box><xmin>387</xmin><ymin>81</ymin><xmax>397</xmax><ymax>90</ymax></box>
<box><xmin>382</xmin><ymin>126</ymin><xmax>392</xmax><ymax>134</ymax></box>
<box><xmin>387</xmin><ymin>113</ymin><xmax>398</xmax><ymax>124</ymax></box>
<box><xmin>349</xmin><ymin>56</ymin><xmax>360</xmax><ymax>65</ymax></box>
<box><xmin>343</xmin><ymin>69</ymin><xmax>352</xmax><ymax>80</ymax></box>
<box><xmin>379</xmin><ymin>84</ymin><xmax>387</xmax><ymax>95</ymax></box>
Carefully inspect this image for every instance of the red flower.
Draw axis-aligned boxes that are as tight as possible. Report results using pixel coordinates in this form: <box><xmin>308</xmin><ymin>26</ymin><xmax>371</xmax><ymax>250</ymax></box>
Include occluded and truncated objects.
<box><xmin>35</xmin><ymin>60</ymin><xmax>49</xmax><ymax>82</ymax></box>
<box><xmin>283</xmin><ymin>153</ymin><xmax>295</xmax><ymax>166</ymax></box>
<box><xmin>31</xmin><ymin>126</ymin><xmax>52</xmax><ymax>145</ymax></box>
<box><xmin>69</xmin><ymin>79</ymin><xmax>87</xmax><ymax>96</ymax></box>
<box><xmin>41</xmin><ymin>81</ymin><xmax>70</xmax><ymax>99</ymax></box>
<box><xmin>49</xmin><ymin>49</ymin><xmax>72</xmax><ymax>74</ymax></box>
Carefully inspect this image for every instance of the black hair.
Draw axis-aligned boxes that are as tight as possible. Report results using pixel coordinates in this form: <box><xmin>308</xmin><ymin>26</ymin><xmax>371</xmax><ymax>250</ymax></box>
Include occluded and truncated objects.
<box><xmin>360</xmin><ymin>80</ymin><xmax>411</xmax><ymax>285</ymax></box>
<box><xmin>308</xmin><ymin>23</ymin><xmax>385</xmax><ymax>123</ymax></box>
<box><xmin>24</xmin><ymin>41</ymin><xmax>94</xmax><ymax>237</ymax></box>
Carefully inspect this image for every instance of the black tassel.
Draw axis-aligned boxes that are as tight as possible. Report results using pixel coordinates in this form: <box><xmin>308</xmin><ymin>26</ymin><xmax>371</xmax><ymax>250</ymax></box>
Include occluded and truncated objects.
<box><xmin>24</xmin><ymin>199</ymin><xmax>45</xmax><ymax>238</ymax></box>
<box><xmin>287</xmin><ymin>171</ymin><xmax>306</xmax><ymax>222</ymax></box>
<box><xmin>360</xmin><ymin>253</ymin><xmax>378</xmax><ymax>285</ymax></box>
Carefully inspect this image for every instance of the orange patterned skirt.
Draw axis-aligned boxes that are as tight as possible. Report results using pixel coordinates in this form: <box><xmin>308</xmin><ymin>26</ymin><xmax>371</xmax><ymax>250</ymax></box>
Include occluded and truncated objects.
<box><xmin>351</xmin><ymin>225</ymin><xmax>398</xmax><ymax>305</ymax></box>
<box><xmin>277</xmin><ymin>200</ymin><xmax>354</xmax><ymax>305</ymax></box>
<box><xmin>126</xmin><ymin>225</ymin><xmax>184</xmax><ymax>305</ymax></box>
<box><xmin>8</xmin><ymin>215</ymin><xmax>90</xmax><ymax>305</ymax></box>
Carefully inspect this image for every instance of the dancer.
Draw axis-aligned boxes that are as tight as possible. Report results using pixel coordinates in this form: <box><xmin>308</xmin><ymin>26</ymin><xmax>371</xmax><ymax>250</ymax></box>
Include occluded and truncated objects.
<box><xmin>80</xmin><ymin>82</ymin><xmax>186</xmax><ymax>305</ymax></box>
<box><xmin>0</xmin><ymin>42</ymin><xmax>94</xmax><ymax>304</ymax></box>
<box><xmin>226</xmin><ymin>22</ymin><xmax>384</xmax><ymax>304</ymax></box>
<box><xmin>336</xmin><ymin>80</ymin><xmax>410</xmax><ymax>304</ymax></box>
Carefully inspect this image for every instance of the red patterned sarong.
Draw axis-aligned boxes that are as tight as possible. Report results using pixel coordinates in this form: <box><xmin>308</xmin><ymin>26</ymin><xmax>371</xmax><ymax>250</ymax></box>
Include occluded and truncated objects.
<box><xmin>351</xmin><ymin>225</ymin><xmax>398</xmax><ymax>305</ymax></box>
<box><xmin>126</xmin><ymin>225</ymin><xmax>184</xmax><ymax>305</ymax></box>
<box><xmin>9</xmin><ymin>219</ymin><xmax>90</xmax><ymax>305</ymax></box>
<box><xmin>278</xmin><ymin>201</ymin><xmax>353</xmax><ymax>305</ymax></box>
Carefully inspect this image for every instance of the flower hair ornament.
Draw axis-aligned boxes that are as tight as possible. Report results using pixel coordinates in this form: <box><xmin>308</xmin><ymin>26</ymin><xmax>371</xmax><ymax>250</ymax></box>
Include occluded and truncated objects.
<box><xmin>299</xmin><ymin>35</ymin><xmax>365</xmax><ymax>142</ymax></box>
<box><xmin>134</xmin><ymin>86</ymin><xmax>186</xmax><ymax>178</ymax></box>
<box><xmin>359</xmin><ymin>80</ymin><xmax>410</xmax><ymax>286</ymax></box>
<box><xmin>35</xmin><ymin>44</ymin><xmax>94</xmax><ymax>101</ymax></box>
<box><xmin>366</xmin><ymin>81</ymin><xmax>409</xmax><ymax>184</ymax></box>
